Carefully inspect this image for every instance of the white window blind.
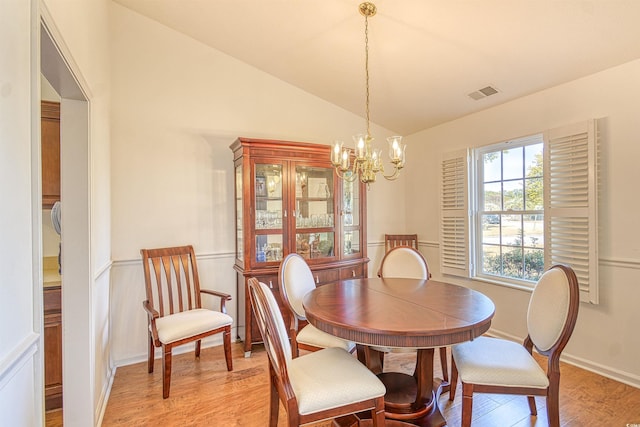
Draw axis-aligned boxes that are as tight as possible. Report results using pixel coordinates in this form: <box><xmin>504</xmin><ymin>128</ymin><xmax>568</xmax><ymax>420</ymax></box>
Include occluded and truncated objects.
<box><xmin>544</xmin><ymin>120</ymin><xmax>598</xmax><ymax>304</ymax></box>
<box><xmin>440</xmin><ymin>149</ymin><xmax>470</xmax><ymax>277</ymax></box>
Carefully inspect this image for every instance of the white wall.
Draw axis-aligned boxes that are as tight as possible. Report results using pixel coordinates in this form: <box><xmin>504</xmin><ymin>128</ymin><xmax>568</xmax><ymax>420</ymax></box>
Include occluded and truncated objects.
<box><xmin>0</xmin><ymin>1</ymin><xmax>42</xmax><ymax>425</ymax></box>
<box><xmin>404</xmin><ymin>59</ymin><xmax>640</xmax><ymax>387</ymax></box>
<box><xmin>108</xmin><ymin>4</ymin><xmax>406</xmax><ymax>365</ymax></box>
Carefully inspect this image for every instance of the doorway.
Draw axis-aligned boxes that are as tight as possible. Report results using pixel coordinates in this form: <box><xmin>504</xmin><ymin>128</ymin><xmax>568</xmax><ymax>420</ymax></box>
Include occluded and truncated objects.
<box><xmin>39</xmin><ymin>19</ymin><xmax>92</xmax><ymax>426</ymax></box>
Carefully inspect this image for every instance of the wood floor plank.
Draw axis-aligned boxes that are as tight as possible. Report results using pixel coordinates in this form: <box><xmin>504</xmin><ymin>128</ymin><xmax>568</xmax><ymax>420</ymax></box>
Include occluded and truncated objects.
<box><xmin>46</xmin><ymin>342</ymin><xmax>640</xmax><ymax>427</ymax></box>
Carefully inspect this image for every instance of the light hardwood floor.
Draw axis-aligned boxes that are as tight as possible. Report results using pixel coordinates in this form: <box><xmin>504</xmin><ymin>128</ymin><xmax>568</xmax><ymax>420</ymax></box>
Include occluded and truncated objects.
<box><xmin>47</xmin><ymin>341</ymin><xmax>640</xmax><ymax>426</ymax></box>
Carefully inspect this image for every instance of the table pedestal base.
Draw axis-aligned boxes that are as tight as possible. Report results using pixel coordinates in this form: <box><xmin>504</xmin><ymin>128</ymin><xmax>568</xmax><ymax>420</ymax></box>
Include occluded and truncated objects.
<box><xmin>380</xmin><ymin>372</ymin><xmax>434</xmax><ymax>419</ymax></box>
<box><xmin>334</xmin><ymin>378</ymin><xmax>449</xmax><ymax>427</ymax></box>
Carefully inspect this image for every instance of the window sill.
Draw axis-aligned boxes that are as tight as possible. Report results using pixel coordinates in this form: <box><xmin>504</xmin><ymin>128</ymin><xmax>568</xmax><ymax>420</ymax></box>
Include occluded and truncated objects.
<box><xmin>473</xmin><ymin>275</ymin><xmax>535</xmax><ymax>293</ymax></box>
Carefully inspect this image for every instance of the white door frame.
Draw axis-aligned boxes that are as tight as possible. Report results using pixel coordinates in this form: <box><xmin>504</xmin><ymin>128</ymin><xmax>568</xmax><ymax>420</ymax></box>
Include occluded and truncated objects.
<box><xmin>38</xmin><ymin>11</ymin><xmax>94</xmax><ymax>426</ymax></box>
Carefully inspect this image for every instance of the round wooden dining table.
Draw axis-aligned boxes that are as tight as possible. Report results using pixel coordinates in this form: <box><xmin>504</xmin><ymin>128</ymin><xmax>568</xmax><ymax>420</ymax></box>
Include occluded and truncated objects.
<box><xmin>303</xmin><ymin>277</ymin><xmax>495</xmax><ymax>427</ymax></box>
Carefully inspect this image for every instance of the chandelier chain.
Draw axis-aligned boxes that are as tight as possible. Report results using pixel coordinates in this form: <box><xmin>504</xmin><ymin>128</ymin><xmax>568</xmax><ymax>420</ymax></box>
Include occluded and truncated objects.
<box><xmin>364</xmin><ymin>13</ymin><xmax>371</xmax><ymax>138</ymax></box>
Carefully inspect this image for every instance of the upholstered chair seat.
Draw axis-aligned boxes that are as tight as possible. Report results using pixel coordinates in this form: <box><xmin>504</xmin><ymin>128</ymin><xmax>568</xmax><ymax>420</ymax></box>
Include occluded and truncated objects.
<box><xmin>451</xmin><ymin>336</ymin><xmax>549</xmax><ymax>388</ymax></box>
<box><xmin>288</xmin><ymin>347</ymin><xmax>386</xmax><ymax>415</ymax></box>
<box><xmin>296</xmin><ymin>323</ymin><xmax>356</xmax><ymax>353</ymax></box>
<box><xmin>155</xmin><ymin>309</ymin><xmax>233</xmax><ymax>344</ymax></box>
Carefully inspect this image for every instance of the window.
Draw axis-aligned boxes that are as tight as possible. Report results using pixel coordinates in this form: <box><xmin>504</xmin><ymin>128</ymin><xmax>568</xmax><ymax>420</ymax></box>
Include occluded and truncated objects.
<box><xmin>440</xmin><ymin>120</ymin><xmax>599</xmax><ymax>303</ymax></box>
<box><xmin>476</xmin><ymin>136</ymin><xmax>544</xmax><ymax>283</ymax></box>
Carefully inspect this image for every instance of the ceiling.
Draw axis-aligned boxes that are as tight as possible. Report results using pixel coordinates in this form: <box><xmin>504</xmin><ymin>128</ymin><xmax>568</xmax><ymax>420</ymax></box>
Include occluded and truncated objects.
<box><xmin>113</xmin><ymin>0</ymin><xmax>640</xmax><ymax>135</ymax></box>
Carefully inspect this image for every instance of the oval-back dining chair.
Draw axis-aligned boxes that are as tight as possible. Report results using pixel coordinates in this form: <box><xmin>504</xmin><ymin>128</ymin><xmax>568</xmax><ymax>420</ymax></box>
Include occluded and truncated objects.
<box><xmin>449</xmin><ymin>264</ymin><xmax>580</xmax><ymax>427</ymax></box>
<box><xmin>248</xmin><ymin>278</ymin><xmax>386</xmax><ymax>426</ymax></box>
<box><xmin>278</xmin><ymin>253</ymin><xmax>355</xmax><ymax>357</ymax></box>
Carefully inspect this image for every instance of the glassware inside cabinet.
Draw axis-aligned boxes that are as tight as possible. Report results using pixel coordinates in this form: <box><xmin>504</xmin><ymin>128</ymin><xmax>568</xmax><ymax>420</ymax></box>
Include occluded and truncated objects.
<box><xmin>255</xmin><ymin>164</ymin><xmax>283</xmax><ymax>230</ymax></box>
<box><xmin>296</xmin><ymin>232</ymin><xmax>335</xmax><ymax>259</ymax></box>
<box><xmin>256</xmin><ymin>234</ymin><xmax>283</xmax><ymax>263</ymax></box>
<box><xmin>344</xmin><ymin>230</ymin><xmax>361</xmax><ymax>256</ymax></box>
<box><xmin>342</xmin><ymin>175</ymin><xmax>360</xmax><ymax>228</ymax></box>
<box><xmin>342</xmin><ymin>174</ymin><xmax>360</xmax><ymax>256</ymax></box>
<box><xmin>294</xmin><ymin>165</ymin><xmax>334</xmax><ymax>231</ymax></box>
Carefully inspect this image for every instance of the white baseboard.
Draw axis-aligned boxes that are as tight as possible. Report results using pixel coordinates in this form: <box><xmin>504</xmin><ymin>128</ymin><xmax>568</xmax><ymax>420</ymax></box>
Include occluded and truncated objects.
<box><xmin>95</xmin><ymin>365</ymin><xmax>115</xmax><ymax>426</ymax></box>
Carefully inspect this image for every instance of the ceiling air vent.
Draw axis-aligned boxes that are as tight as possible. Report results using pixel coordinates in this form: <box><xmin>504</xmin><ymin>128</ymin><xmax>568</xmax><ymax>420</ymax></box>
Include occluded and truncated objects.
<box><xmin>468</xmin><ymin>85</ymin><xmax>499</xmax><ymax>100</ymax></box>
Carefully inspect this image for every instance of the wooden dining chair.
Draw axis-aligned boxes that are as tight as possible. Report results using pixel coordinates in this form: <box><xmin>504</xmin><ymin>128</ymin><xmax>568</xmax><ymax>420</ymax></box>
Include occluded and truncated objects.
<box><xmin>384</xmin><ymin>233</ymin><xmax>418</xmax><ymax>253</ymax></box>
<box><xmin>376</xmin><ymin>246</ymin><xmax>447</xmax><ymax>381</ymax></box>
<box><xmin>449</xmin><ymin>264</ymin><xmax>580</xmax><ymax>427</ymax></box>
<box><xmin>278</xmin><ymin>253</ymin><xmax>355</xmax><ymax>357</ymax></box>
<box><xmin>141</xmin><ymin>245</ymin><xmax>233</xmax><ymax>398</ymax></box>
<box><xmin>248</xmin><ymin>278</ymin><xmax>386</xmax><ymax>427</ymax></box>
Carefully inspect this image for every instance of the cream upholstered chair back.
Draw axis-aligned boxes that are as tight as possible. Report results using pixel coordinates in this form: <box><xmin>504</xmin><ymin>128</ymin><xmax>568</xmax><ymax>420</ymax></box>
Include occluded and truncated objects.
<box><xmin>527</xmin><ymin>265</ymin><xmax>577</xmax><ymax>353</ymax></box>
<box><xmin>279</xmin><ymin>253</ymin><xmax>316</xmax><ymax>320</ymax></box>
<box><xmin>378</xmin><ymin>246</ymin><xmax>429</xmax><ymax>279</ymax></box>
<box><xmin>279</xmin><ymin>254</ymin><xmax>356</xmax><ymax>358</ymax></box>
<box><xmin>248</xmin><ymin>279</ymin><xmax>292</xmax><ymax>373</ymax></box>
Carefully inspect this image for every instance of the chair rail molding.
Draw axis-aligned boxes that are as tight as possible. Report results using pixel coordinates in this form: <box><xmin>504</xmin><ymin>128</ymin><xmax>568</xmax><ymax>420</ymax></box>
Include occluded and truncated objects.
<box><xmin>0</xmin><ymin>332</ymin><xmax>39</xmax><ymax>391</ymax></box>
<box><xmin>111</xmin><ymin>250</ymin><xmax>235</xmax><ymax>268</ymax></box>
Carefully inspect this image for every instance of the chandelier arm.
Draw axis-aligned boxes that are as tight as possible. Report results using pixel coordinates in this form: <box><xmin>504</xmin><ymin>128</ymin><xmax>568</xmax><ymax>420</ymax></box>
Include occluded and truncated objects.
<box><xmin>382</xmin><ymin>164</ymin><xmax>403</xmax><ymax>181</ymax></box>
<box><xmin>335</xmin><ymin>165</ymin><xmax>359</xmax><ymax>183</ymax></box>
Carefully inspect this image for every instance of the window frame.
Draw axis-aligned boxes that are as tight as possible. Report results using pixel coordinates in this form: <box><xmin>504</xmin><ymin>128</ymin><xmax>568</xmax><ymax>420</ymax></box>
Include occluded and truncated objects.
<box><xmin>472</xmin><ymin>134</ymin><xmax>545</xmax><ymax>287</ymax></box>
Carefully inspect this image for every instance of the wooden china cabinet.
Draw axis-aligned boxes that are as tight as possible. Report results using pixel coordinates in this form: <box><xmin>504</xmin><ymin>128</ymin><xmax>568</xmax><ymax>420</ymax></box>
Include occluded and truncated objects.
<box><xmin>230</xmin><ymin>137</ymin><xmax>369</xmax><ymax>356</ymax></box>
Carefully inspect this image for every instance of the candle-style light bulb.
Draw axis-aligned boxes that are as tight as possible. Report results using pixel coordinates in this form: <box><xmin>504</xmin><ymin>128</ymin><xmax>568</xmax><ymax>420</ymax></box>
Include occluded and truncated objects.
<box><xmin>341</xmin><ymin>149</ymin><xmax>350</xmax><ymax>169</ymax></box>
<box><xmin>353</xmin><ymin>134</ymin><xmax>366</xmax><ymax>159</ymax></box>
<box><xmin>332</xmin><ymin>141</ymin><xmax>343</xmax><ymax>165</ymax></box>
<box><xmin>387</xmin><ymin>136</ymin><xmax>403</xmax><ymax>161</ymax></box>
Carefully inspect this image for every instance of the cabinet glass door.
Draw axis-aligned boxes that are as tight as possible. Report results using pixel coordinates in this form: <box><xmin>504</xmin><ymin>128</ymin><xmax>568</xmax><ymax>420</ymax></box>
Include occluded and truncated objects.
<box><xmin>294</xmin><ymin>165</ymin><xmax>335</xmax><ymax>260</ymax></box>
<box><xmin>255</xmin><ymin>163</ymin><xmax>284</xmax><ymax>263</ymax></box>
<box><xmin>235</xmin><ymin>164</ymin><xmax>244</xmax><ymax>262</ymax></box>
<box><xmin>342</xmin><ymin>174</ymin><xmax>361</xmax><ymax>256</ymax></box>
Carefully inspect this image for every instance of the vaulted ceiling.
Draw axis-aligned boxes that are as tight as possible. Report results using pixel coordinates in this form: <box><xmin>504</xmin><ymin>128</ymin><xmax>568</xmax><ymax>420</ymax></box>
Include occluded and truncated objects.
<box><xmin>114</xmin><ymin>0</ymin><xmax>640</xmax><ymax>135</ymax></box>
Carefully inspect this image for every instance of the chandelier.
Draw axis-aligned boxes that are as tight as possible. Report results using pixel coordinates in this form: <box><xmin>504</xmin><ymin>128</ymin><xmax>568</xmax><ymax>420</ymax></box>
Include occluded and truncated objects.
<box><xmin>331</xmin><ymin>2</ymin><xmax>406</xmax><ymax>185</ymax></box>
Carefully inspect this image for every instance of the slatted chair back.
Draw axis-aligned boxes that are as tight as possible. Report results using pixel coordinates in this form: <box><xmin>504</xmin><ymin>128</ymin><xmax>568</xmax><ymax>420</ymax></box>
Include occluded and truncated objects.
<box><xmin>384</xmin><ymin>233</ymin><xmax>418</xmax><ymax>253</ymax></box>
<box><xmin>141</xmin><ymin>245</ymin><xmax>202</xmax><ymax>317</ymax></box>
